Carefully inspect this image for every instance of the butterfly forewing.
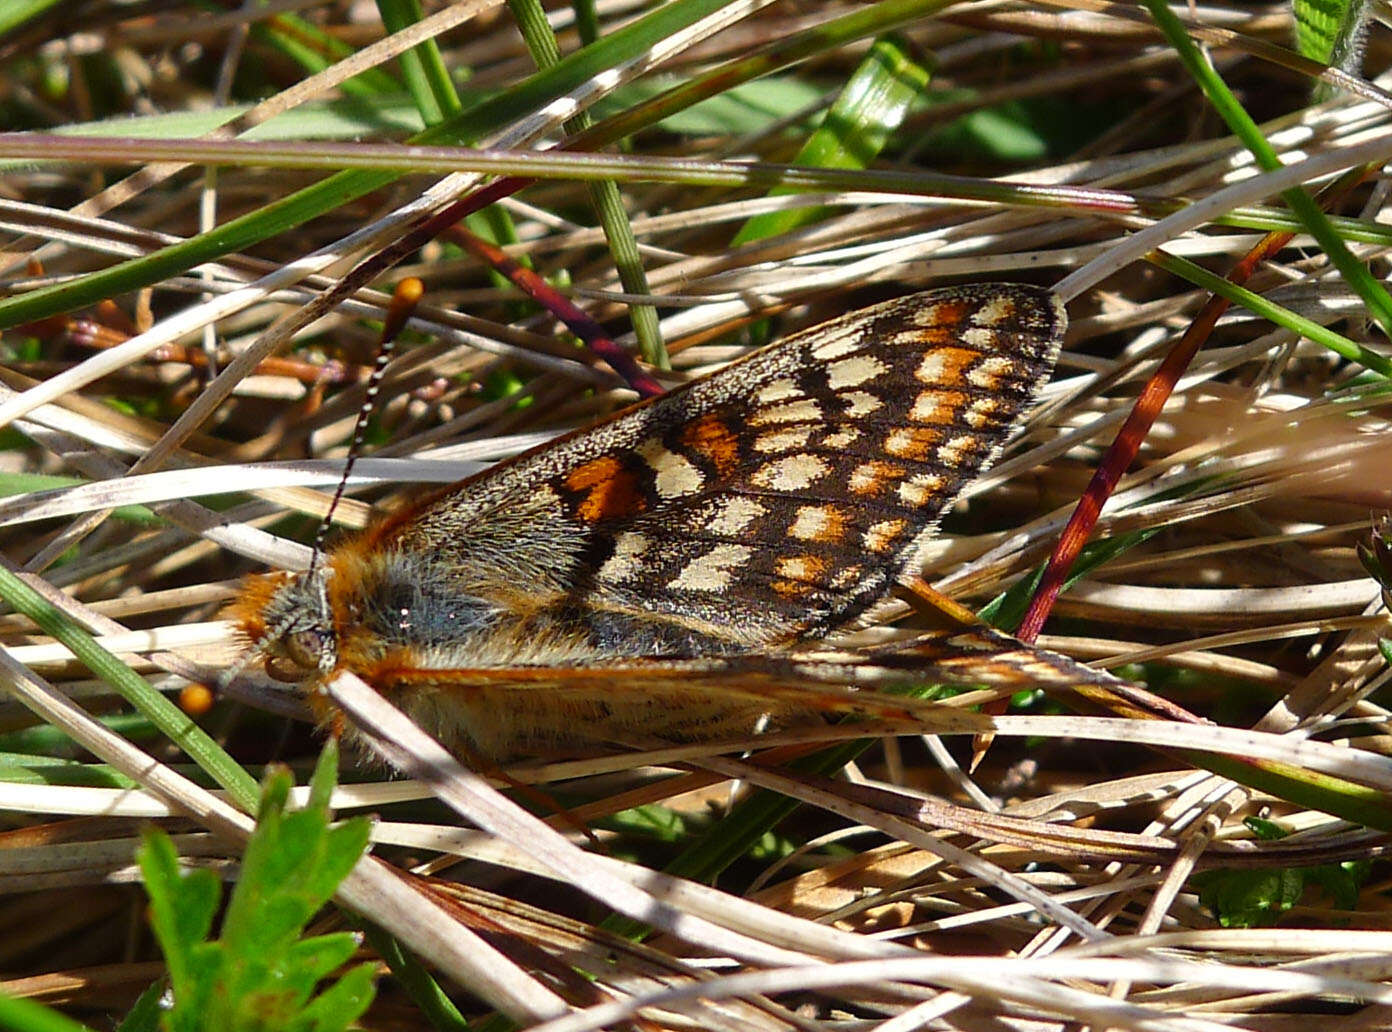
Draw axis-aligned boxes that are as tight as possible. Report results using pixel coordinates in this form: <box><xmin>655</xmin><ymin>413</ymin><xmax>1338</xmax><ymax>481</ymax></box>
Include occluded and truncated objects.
<box><xmin>364</xmin><ymin>284</ymin><xmax>1065</xmax><ymax>648</ymax></box>
<box><xmin>234</xmin><ymin>283</ymin><xmax>1092</xmax><ymax>764</ymax></box>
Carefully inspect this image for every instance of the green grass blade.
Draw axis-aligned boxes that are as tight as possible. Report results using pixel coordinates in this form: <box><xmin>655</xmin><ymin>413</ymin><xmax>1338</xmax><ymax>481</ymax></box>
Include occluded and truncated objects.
<box><xmin>249</xmin><ymin>11</ymin><xmax>400</xmax><ymax>96</ymax></box>
<box><xmin>0</xmin><ymin>0</ymin><xmax>743</xmax><ymax>332</ymax></box>
<box><xmin>507</xmin><ymin>0</ymin><xmax>668</xmax><ymax>368</ymax></box>
<box><xmin>0</xmin><ymin>994</ymin><xmax>99</xmax><ymax>1032</ymax></box>
<box><xmin>1141</xmin><ymin>0</ymin><xmax>1392</xmax><ymax>355</ymax></box>
<box><xmin>1148</xmin><ymin>249</ymin><xmax>1392</xmax><ymax>378</ymax></box>
<box><xmin>378</xmin><ymin>0</ymin><xmax>463</xmax><ymax>123</ymax></box>
<box><xmin>733</xmin><ymin>34</ymin><xmax>932</xmax><ymax>245</ymax></box>
<box><xmin>0</xmin><ymin>563</ymin><xmax>259</xmax><ymax>809</ymax></box>
<box><xmin>0</xmin><ymin>0</ymin><xmax>64</xmax><ymax>37</ymax></box>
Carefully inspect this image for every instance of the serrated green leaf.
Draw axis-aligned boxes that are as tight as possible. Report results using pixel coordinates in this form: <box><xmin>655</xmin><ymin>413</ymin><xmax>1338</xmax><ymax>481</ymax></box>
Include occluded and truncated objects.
<box><xmin>1293</xmin><ymin>0</ymin><xmax>1367</xmax><ymax>67</ymax></box>
<box><xmin>144</xmin><ymin>754</ymin><xmax>377</xmax><ymax>1031</ymax></box>
<box><xmin>289</xmin><ymin>963</ymin><xmax>378</xmax><ymax>1032</ymax></box>
<box><xmin>136</xmin><ymin>830</ymin><xmax>219</xmax><ymax>993</ymax></box>
<box><xmin>283</xmin><ymin>933</ymin><xmax>362</xmax><ymax>986</ymax></box>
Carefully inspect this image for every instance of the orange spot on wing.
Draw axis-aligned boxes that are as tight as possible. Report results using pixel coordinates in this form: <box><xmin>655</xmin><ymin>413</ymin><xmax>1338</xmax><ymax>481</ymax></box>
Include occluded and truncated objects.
<box><xmin>884</xmin><ymin>426</ymin><xmax>945</xmax><ymax>460</ymax></box>
<box><xmin>565</xmin><ymin>456</ymin><xmax>646</xmax><ymax>522</ymax></box>
<box><xmin>848</xmin><ymin>460</ymin><xmax>905</xmax><ymax>497</ymax></box>
<box><xmin>911</xmin><ymin>388</ymin><xmax>968</xmax><ymax>423</ymax></box>
<box><xmin>916</xmin><ymin>326</ymin><xmax>961</xmax><ymax>346</ymax></box>
<box><xmin>772</xmin><ymin>554</ymin><xmax>830</xmax><ymax>599</ymax></box>
<box><xmin>679</xmin><ymin>413</ymin><xmax>741</xmax><ymax>475</ymax></box>
<box><xmin>926</xmin><ymin>298</ymin><xmax>969</xmax><ymax>326</ymax></box>
<box><xmin>916</xmin><ymin>347</ymin><xmax>981</xmax><ymax>386</ymax></box>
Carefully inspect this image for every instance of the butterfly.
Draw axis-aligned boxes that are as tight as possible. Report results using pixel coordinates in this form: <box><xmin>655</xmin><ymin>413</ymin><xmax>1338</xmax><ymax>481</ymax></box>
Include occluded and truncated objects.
<box><xmin>228</xmin><ymin>283</ymin><xmax>1116</xmax><ymax>764</ymax></box>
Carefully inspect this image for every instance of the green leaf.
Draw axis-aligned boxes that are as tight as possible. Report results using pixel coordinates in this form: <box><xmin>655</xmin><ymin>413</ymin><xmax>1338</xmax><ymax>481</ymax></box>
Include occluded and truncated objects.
<box><xmin>282</xmin><ymin>934</ymin><xmax>363</xmax><ymax>987</ymax></box>
<box><xmin>289</xmin><ymin>963</ymin><xmax>378</xmax><ymax>1032</ymax></box>
<box><xmin>136</xmin><ymin>829</ymin><xmax>220</xmax><ymax>993</ymax></box>
<box><xmin>1293</xmin><ymin>0</ymin><xmax>1370</xmax><ymax>72</ymax></box>
<box><xmin>1194</xmin><ymin>818</ymin><xmax>1372</xmax><ymax>926</ymax></box>
<box><xmin>597</xmin><ymin>77</ymin><xmax>826</xmax><ymax>135</ymax></box>
<box><xmin>1195</xmin><ymin>867</ymin><xmax>1304</xmax><ymax>927</ymax></box>
<box><xmin>137</xmin><ymin>751</ymin><xmax>377</xmax><ymax>1031</ymax></box>
<box><xmin>0</xmin><ymin>992</ymin><xmax>100</xmax><ymax>1032</ymax></box>
<box><xmin>733</xmin><ymin>34</ymin><xmax>932</xmax><ymax>245</ymax></box>
<box><xmin>113</xmin><ymin>981</ymin><xmax>164</xmax><ymax>1032</ymax></box>
<box><xmin>1305</xmin><ymin>858</ymin><xmax>1371</xmax><ymax>910</ymax></box>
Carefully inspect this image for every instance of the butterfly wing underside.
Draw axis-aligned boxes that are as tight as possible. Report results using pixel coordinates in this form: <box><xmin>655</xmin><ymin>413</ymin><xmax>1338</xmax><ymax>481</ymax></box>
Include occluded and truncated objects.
<box><xmin>365</xmin><ymin>284</ymin><xmax>1067</xmax><ymax>648</ymax></box>
<box><xmin>355</xmin><ymin>628</ymin><xmax>1120</xmax><ymax>761</ymax></box>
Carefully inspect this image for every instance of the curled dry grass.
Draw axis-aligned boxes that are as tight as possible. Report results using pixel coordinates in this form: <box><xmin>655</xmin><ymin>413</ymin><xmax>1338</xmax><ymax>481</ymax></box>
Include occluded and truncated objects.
<box><xmin>1</xmin><ymin>0</ymin><xmax>1391</xmax><ymax>1028</ymax></box>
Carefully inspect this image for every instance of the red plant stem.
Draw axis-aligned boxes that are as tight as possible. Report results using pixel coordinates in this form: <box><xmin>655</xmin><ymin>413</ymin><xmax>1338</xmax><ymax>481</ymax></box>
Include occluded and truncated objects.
<box><xmin>445</xmin><ymin>227</ymin><xmax>665</xmax><ymax>399</ymax></box>
<box><xmin>1015</xmin><ymin>168</ymin><xmax>1373</xmax><ymax>644</ymax></box>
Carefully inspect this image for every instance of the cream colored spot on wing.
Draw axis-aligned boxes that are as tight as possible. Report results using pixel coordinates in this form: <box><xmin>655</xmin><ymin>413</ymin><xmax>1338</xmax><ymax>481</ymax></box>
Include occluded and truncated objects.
<box><xmin>636</xmin><ymin>438</ymin><xmax>703</xmax><ymax>499</ymax></box>
<box><xmin>841</xmin><ymin>390</ymin><xmax>882</xmax><ymax>417</ymax></box>
<box><xmin>863</xmin><ymin>518</ymin><xmax>908</xmax><ymax>553</ymax></box>
<box><xmin>822</xmin><ymin>427</ymin><xmax>861</xmax><ymax>449</ymax></box>
<box><xmin>910</xmin><ymin>388</ymin><xmax>965</xmax><ymax>423</ymax></box>
<box><xmin>899</xmin><ymin>472</ymin><xmax>946</xmax><ymax>506</ymax></box>
<box><xmin>827</xmin><ymin>354</ymin><xmax>886</xmax><ymax>390</ymax></box>
<box><xmin>885</xmin><ymin>426</ymin><xmax>942</xmax><ymax>460</ymax></box>
<box><xmin>915</xmin><ymin>347</ymin><xmax>978</xmax><ymax>385</ymax></box>
<box><xmin>756</xmin><ymin>378</ymin><xmax>801</xmax><ymax>404</ymax></box>
<box><xmin>968</xmin><ymin>355</ymin><xmax>1017</xmax><ymax>389</ymax></box>
<box><xmin>811</xmin><ymin>330</ymin><xmax>863</xmax><ymax>361</ymax></box>
<box><xmin>772</xmin><ymin>554</ymin><xmax>832</xmax><ymax>597</ymax></box>
<box><xmin>937</xmin><ymin>434</ymin><xmax>980</xmax><ymax>467</ymax></box>
<box><xmin>597</xmin><ymin>531</ymin><xmax>648</xmax><ymax>583</ymax></box>
<box><xmin>914</xmin><ymin>300</ymin><xmax>962</xmax><ymax>327</ymax></box>
<box><xmin>751</xmin><ymin>453</ymin><xmax>830</xmax><ymax>491</ymax></box>
<box><xmin>667</xmin><ymin>544</ymin><xmax>751</xmax><ymax>592</ymax></box>
<box><xmin>706</xmin><ymin>496</ymin><xmax>764</xmax><ymax>535</ymax></box>
<box><xmin>754</xmin><ymin>425</ymin><xmax>815</xmax><ymax>453</ymax></box>
<box><xmin>960</xmin><ymin>327</ymin><xmax>997</xmax><ymax>349</ymax></box>
<box><xmin>789</xmin><ymin>504</ymin><xmax>844</xmax><ymax>542</ymax></box>
<box><xmin>963</xmin><ymin>396</ymin><xmax>1003</xmax><ymax>428</ymax></box>
<box><xmin>971</xmin><ymin>294</ymin><xmax>1014</xmax><ymax>326</ymax></box>
<box><xmin>775</xmin><ymin>555</ymin><xmax>824</xmax><ymax>581</ymax></box>
<box><xmin>750</xmin><ymin>398</ymin><xmax>822</xmax><ymax>425</ymax></box>
<box><xmin>849</xmin><ymin>460</ymin><xmax>904</xmax><ymax>496</ymax></box>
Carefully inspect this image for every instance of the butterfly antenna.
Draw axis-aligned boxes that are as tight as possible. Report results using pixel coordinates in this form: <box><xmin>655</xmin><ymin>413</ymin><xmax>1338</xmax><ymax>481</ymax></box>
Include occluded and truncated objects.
<box><xmin>309</xmin><ymin>278</ymin><xmax>426</xmax><ymax>576</ymax></box>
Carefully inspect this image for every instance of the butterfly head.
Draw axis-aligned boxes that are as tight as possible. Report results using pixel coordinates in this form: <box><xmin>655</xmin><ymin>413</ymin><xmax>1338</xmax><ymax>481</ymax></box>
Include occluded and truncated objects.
<box><xmin>224</xmin><ymin>566</ymin><xmax>339</xmax><ymax>689</ymax></box>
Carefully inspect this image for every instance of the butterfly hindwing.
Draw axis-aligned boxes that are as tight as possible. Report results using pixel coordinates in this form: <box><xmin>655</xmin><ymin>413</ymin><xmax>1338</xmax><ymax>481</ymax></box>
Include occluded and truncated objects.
<box><xmin>338</xmin><ymin>627</ymin><xmax>1117</xmax><ymax>762</ymax></box>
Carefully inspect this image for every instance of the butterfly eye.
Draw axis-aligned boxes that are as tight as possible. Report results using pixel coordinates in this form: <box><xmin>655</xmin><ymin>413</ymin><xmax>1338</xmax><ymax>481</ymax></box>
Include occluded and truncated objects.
<box><xmin>263</xmin><ymin>655</ymin><xmax>309</xmax><ymax>684</ymax></box>
<box><xmin>262</xmin><ymin>628</ymin><xmax>331</xmax><ymax>682</ymax></box>
<box><xmin>287</xmin><ymin>628</ymin><xmax>330</xmax><ymax>668</ymax></box>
